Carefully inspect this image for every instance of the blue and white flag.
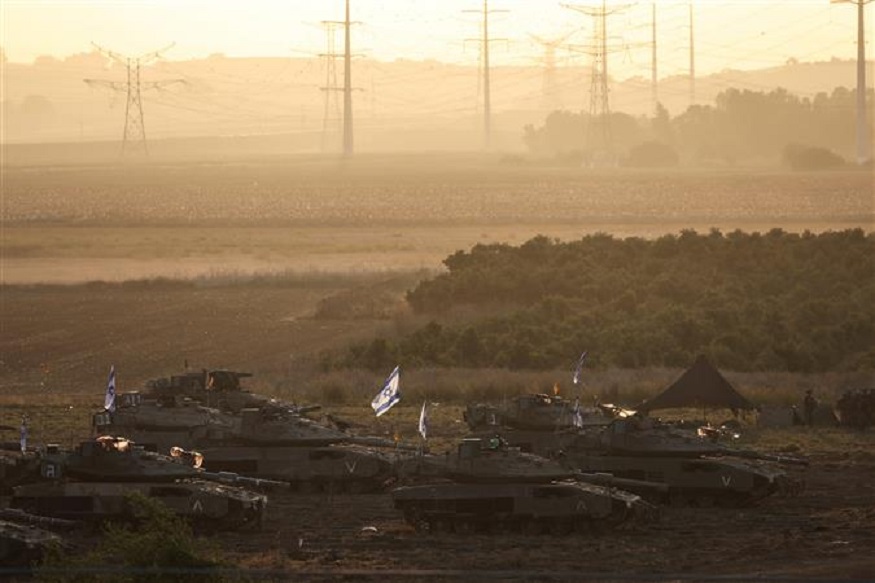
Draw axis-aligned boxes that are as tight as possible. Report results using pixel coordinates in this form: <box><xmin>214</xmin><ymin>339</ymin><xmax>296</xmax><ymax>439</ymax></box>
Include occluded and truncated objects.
<box><xmin>104</xmin><ymin>365</ymin><xmax>117</xmax><ymax>413</ymax></box>
<box><xmin>19</xmin><ymin>418</ymin><xmax>27</xmax><ymax>453</ymax></box>
<box><xmin>418</xmin><ymin>401</ymin><xmax>429</xmax><ymax>440</ymax></box>
<box><xmin>371</xmin><ymin>366</ymin><xmax>401</xmax><ymax>417</ymax></box>
<box><xmin>572</xmin><ymin>351</ymin><xmax>588</xmax><ymax>385</ymax></box>
<box><xmin>572</xmin><ymin>398</ymin><xmax>584</xmax><ymax>429</ymax></box>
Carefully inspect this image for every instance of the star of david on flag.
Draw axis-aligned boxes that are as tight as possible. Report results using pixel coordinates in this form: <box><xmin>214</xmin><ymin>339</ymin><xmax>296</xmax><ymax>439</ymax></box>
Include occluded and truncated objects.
<box><xmin>371</xmin><ymin>366</ymin><xmax>400</xmax><ymax>417</ymax></box>
<box><xmin>418</xmin><ymin>401</ymin><xmax>429</xmax><ymax>440</ymax></box>
<box><xmin>104</xmin><ymin>365</ymin><xmax>117</xmax><ymax>413</ymax></box>
<box><xmin>19</xmin><ymin>418</ymin><xmax>27</xmax><ymax>453</ymax></box>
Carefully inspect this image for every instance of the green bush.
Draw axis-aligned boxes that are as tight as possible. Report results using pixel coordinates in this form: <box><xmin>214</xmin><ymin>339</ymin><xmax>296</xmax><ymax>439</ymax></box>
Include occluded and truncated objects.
<box><xmin>38</xmin><ymin>492</ymin><xmax>221</xmax><ymax>583</ymax></box>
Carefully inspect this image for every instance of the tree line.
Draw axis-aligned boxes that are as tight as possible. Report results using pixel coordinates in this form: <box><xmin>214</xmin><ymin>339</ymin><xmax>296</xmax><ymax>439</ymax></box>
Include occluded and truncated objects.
<box><xmin>325</xmin><ymin>229</ymin><xmax>875</xmax><ymax>374</ymax></box>
<box><xmin>523</xmin><ymin>87</ymin><xmax>874</xmax><ymax>166</ymax></box>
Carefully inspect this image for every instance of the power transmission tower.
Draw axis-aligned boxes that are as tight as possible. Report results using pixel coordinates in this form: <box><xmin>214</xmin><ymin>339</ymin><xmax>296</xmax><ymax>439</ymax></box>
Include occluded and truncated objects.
<box><xmin>319</xmin><ymin>21</ymin><xmax>343</xmax><ymax>152</ymax></box>
<box><xmin>85</xmin><ymin>43</ymin><xmax>182</xmax><ymax>158</ymax></box>
<box><xmin>465</xmin><ymin>0</ymin><xmax>507</xmax><ymax>150</ymax></box>
<box><xmin>321</xmin><ymin>0</ymin><xmax>358</xmax><ymax>157</ymax></box>
<box><xmin>342</xmin><ymin>0</ymin><xmax>355</xmax><ymax>157</ymax></box>
<box><xmin>688</xmin><ymin>1</ymin><xmax>695</xmax><ymax>108</ymax></box>
<box><xmin>832</xmin><ymin>0</ymin><xmax>873</xmax><ymax>164</ymax></box>
<box><xmin>564</xmin><ymin>1</ymin><xmax>628</xmax><ymax>159</ymax></box>
<box><xmin>651</xmin><ymin>2</ymin><xmax>658</xmax><ymax>114</ymax></box>
<box><xmin>530</xmin><ymin>30</ymin><xmax>576</xmax><ymax>113</ymax></box>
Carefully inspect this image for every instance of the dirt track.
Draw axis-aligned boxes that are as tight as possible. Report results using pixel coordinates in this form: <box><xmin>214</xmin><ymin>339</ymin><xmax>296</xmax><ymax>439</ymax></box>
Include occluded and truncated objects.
<box><xmin>207</xmin><ymin>450</ymin><xmax>875</xmax><ymax>582</ymax></box>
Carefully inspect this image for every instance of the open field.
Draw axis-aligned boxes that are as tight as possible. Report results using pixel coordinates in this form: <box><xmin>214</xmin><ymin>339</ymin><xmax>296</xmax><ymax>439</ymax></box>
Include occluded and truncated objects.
<box><xmin>1</xmin><ymin>156</ymin><xmax>874</xmax><ymax>580</ymax></box>
<box><xmin>2</xmin><ymin>155</ymin><xmax>872</xmax><ymax>284</ymax></box>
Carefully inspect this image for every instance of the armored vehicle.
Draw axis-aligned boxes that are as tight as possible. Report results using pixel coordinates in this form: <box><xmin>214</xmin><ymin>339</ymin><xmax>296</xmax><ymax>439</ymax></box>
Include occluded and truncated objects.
<box><xmin>392</xmin><ymin>437</ymin><xmax>658</xmax><ymax>534</ymax></box>
<box><xmin>393</xmin><ymin>480</ymin><xmax>651</xmax><ymax>535</ymax></box>
<box><xmin>0</xmin><ymin>511</ymin><xmax>70</xmax><ymax>567</ymax></box>
<box><xmin>396</xmin><ymin>437</ymin><xmax>575</xmax><ymax>484</ymax></box>
<box><xmin>6</xmin><ymin>439</ymin><xmax>268</xmax><ymax>531</ymax></box>
<box><xmin>96</xmin><ymin>390</ymin><xmax>407</xmax><ymax>493</ymax></box>
<box><xmin>483</xmin><ymin>416</ymin><xmax>805</xmax><ymax>507</ymax></box>
<box><xmin>464</xmin><ymin>393</ymin><xmax>609</xmax><ymax>431</ymax></box>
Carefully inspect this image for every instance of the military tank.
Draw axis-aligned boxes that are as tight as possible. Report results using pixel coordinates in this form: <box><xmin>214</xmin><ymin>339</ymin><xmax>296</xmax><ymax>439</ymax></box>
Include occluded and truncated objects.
<box><xmin>95</xmin><ymin>376</ymin><xmax>409</xmax><ymax>494</ymax></box>
<box><xmin>6</xmin><ymin>438</ymin><xmax>269</xmax><ymax>531</ymax></box>
<box><xmin>0</xmin><ymin>509</ymin><xmax>74</xmax><ymax>568</ymax></box>
<box><xmin>464</xmin><ymin>393</ymin><xmax>609</xmax><ymax>431</ymax></box>
<box><xmin>393</xmin><ymin>480</ymin><xmax>649</xmax><ymax>535</ymax></box>
<box><xmin>485</xmin><ymin>414</ymin><xmax>806</xmax><ymax>507</ymax></box>
<box><xmin>392</xmin><ymin>437</ymin><xmax>658</xmax><ymax>535</ymax></box>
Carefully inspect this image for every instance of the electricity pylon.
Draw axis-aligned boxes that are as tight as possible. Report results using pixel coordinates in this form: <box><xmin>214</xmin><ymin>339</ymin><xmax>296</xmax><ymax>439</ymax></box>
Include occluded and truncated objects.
<box><xmin>85</xmin><ymin>43</ymin><xmax>183</xmax><ymax>158</ymax></box>
<box><xmin>563</xmin><ymin>1</ymin><xmax>628</xmax><ymax>158</ymax></box>
<box><xmin>321</xmin><ymin>0</ymin><xmax>358</xmax><ymax>157</ymax></box>
<box><xmin>319</xmin><ymin>21</ymin><xmax>343</xmax><ymax>152</ymax></box>
<box><xmin>465</xmin><ymin>0</ymin><xmax>508</xmax><ymax>150</ymax></box>
<box><xmin>530</xmin><ymin>30</ymin><xmax>576</xmax><ymax>113</ymax></box>
<box><xmin>832</xmin><ymin>0</ymin><xmax>873</xmax><ymax>164</ymax></box>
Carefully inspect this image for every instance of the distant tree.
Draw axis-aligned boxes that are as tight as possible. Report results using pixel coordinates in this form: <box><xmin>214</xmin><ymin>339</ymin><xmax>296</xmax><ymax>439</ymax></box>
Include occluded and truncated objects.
<box><xmin>782</xmin><ymin>143</ymin><xmax>845</xmax><ymax>170</ymax></box>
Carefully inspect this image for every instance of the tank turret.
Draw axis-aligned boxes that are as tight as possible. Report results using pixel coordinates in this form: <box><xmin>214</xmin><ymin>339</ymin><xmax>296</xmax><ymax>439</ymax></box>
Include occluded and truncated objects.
<box><xmin>473</xmin><ymin>413</ymin><xmax>806</xmax><ymax>507</ymax></box>
<box><xmin>397</xmin><ymin>437</ymin><xmax>576</xmax><ymax>484</ymax></box>
<box><xmin>7</xmin><ymin>438</ymin><xmax>268</xmax><ymax>531</ymax></box>
<box><xmin>97</xmin><ymin>382</ymin><xmax>410</xmax><ymax>493</ymax></box>
<box><xmin>464</xmin><ymin>393</ymin><xmax>609</xmax><ymax>431</ymax></box>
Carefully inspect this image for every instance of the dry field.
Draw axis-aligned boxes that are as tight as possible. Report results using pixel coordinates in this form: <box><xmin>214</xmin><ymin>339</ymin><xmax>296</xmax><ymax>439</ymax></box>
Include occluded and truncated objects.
<box><xmin>1</xmin><ymin>155</ymin><xmax>874</xmax><ymax>581</ymax></box>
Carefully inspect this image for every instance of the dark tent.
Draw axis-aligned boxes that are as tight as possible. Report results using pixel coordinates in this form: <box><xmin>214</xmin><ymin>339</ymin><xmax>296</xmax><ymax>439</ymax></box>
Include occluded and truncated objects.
<box><xmin>637</xmin><ymin>355</ymin><xmax>756</xmax><ymax>413</ymax></box>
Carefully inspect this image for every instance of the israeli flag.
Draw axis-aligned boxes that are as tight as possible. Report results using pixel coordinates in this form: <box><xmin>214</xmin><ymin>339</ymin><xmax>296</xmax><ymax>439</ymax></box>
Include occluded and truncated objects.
<box><xmin>19</xmin><ymin>418</ymin><xmax>27</xmax><ymax>453</ymax></box>
<box><xmin>104</xmin><ymin>365</ymin><xmax>117</xmax><ymax>413</ymax></box>
<box><xmin>572</xmin><ymin>351</ymin><xmax>588</xmax><ymax>385</ymax></box>
<box><xmin>418</xmin><ymin>401</ymin><xmax>429</xmax><ymax>440</ymax></box>
<box><xmin>572</xmin><ymin>398</ymin><xmax>584</xmax><ymax>429</ymax></box>
<box><xmin>371</xmin><ymin>366</ymin><xmax>401</xmax><ymax>417</ymax></box>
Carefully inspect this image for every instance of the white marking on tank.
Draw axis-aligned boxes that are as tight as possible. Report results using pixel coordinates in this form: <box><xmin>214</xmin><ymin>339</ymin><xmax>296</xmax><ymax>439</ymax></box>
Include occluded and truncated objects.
<box><xmin>192</xmin><ymin>498</ymin><xmax>204</xmax><ymax>513</ymax></box>
<box><xmin>721</xmin><ymin>475</ymin><xmax>732</xmax><ymax>487</ymax></box>
<box><xmin>345</xmin><ymin>460</ymin><xmax>358</xmax><ymax>474</ymax></box>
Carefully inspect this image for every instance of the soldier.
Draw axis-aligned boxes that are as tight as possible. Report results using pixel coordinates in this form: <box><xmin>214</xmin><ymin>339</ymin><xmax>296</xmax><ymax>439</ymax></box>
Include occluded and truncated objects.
<box><xmin>803</xmin><ymin>390</ymin><xmax>817</xmax><ymax>427</ymax></box>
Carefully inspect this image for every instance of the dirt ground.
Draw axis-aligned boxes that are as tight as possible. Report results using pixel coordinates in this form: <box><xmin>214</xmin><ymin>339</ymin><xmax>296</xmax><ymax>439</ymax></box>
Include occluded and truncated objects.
<box><xmin>213</xmin><ymin>448</ymin><xmax>875</xmax><ymax>582</ymax></box>
<box><xmin>2</xmin><ymin>158</ymin><xmax>874</xmax><ymax>581</ymax></box>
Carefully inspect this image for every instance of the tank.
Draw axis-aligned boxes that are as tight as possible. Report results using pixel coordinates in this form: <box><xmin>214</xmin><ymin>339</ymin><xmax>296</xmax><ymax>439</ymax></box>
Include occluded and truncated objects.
<box><xmin>6</xmin><ymin>439</ymin><xmax>268</xmax><ymax>531</ymax></box>
<box><xmin>392</xmin><ymin>480</ymin><xmax>652</xmax><ymax>535</ymax></box>
<box><xmin>835</xmin><ymin>388</ymin><xmax>875</xmax><ymax>429</ymax></box>
<box><xmin>392</xmin><ymin>437</ymin><xmax>658</xmax><ymax>534</ymax></box>
<box><xmin>396</xmin><ymin>437</ymin><xmax>576</xmax><ymax>484</ymax></box>
<box><xmin>464</xmin><ymin>393</ymin><xmax>609</xmax><ymax>431</ymax></box>
<box><xmin>478</xmin><ymin>415</ymin><xmax>806</xmax><ymax>507</ymax></box>
<box><xmin>96</xmin><ymin>384</ymin><xmax>409</xmax><ymax>494</ymax></box>
<box><xmin>0</xmin><ymin>511</ymin><xmax>71</xmax><ymax>568</ymax></box>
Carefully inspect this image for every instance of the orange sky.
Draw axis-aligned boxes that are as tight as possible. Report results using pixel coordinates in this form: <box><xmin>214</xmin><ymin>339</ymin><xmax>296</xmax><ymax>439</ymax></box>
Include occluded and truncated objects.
<box><xmin>1</xmin><ymin>1</ymin><xmax>871</xmax><ymax>80</ymax></box>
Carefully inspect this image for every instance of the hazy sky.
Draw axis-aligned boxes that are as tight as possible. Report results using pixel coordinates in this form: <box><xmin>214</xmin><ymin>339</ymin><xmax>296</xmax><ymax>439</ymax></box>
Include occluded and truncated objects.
<box><xmin>1</xmin><ymin>0</ymin><xmax>870</xmax><ymax>79</ymax></box>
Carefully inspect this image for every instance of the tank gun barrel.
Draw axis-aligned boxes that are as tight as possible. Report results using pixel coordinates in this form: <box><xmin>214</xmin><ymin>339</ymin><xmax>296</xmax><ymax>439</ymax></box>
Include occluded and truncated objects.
<box><xmin>197</xmin><ymin>470</ymin><xmax>288</xmax><ymax>491</ymax></box>
<box><xmin>575</xmin><ymin>472</ymin><xmax>669</xmax><ymax>494</ymax></box>
<box><xmin>344</xmin><ymin>435</ymin><xmax>421</xmax><ymax>451</ymax></box>
<box><xmin>724</xmin><ymin>448</ymin><xmax>809</xmax><ymax>467</ymax></box>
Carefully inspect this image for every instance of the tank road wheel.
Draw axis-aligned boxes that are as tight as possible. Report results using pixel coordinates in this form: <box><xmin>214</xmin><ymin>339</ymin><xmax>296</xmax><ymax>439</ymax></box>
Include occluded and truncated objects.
<box><xmin>549</xmin><ymin>519</ymin><xmax>572</xmax><ymax>536</ymax></box>
<box><xmin>453</xmin><ymin>518</ymin><xmax>475</xmax><ymax>535</ymax></box>
<box><xmin>522</xmin><ymin>519</ymin><xmax>543</xmax><ymax>536</ymax></box>
<box><xmin>432</xmin><ymin>517</ymin><xmax>453</xmax><ymax>533</ymax></box>
<box><xmin>345</xmin><ymin>480</ymin><xmax>366</xmax><ymax>495</ymax></box>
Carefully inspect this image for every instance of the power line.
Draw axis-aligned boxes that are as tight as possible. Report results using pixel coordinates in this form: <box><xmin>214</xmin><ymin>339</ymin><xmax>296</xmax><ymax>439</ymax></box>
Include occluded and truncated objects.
<box><xmin>464</xmin><ymin>0</ymin><xmax>508</xmax><ymax>150</ymax></box>
<box><xmin>84</xmin><ymin>43</ymin><xmax>184</xmax><ymax>157</ymax></box>
<box><xmin>831</xmin><ymin>0</ymin><xmax>873</xmax><ymax>165</ymax></box>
